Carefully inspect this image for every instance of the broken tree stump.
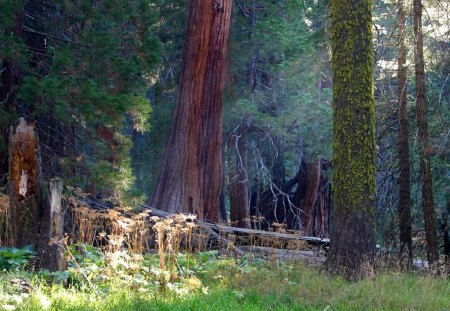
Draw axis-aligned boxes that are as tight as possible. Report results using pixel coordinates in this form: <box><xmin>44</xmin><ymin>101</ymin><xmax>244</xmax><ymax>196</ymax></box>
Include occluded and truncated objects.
<box><xmin>9</xmin><ymin>118</ymin><xmax>43</xmax><ymax>249</ymax></box>
<box><xmin>43</xmin><ymin>177</ymin><xmax>66</xmax><ymax>271</ymax></box>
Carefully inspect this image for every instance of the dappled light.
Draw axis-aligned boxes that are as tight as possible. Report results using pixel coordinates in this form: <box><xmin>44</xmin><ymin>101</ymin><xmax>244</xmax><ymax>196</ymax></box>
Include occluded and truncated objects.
<box><xmin>0</xmin><ymin>0</ymin><xmax>449</xmax><ymax>309</ymax></box>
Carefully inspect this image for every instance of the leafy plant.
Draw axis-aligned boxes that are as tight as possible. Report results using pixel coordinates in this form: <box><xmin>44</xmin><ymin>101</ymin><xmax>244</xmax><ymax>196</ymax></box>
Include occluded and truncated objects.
<box><xmin>0</xmin><ymin>246</ymin><xmax>35</xmax><ymax>271</ymax></box>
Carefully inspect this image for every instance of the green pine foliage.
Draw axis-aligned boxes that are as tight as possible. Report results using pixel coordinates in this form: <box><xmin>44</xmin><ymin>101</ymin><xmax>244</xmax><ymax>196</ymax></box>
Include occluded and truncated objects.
<box><xmin>0</xmin><ymin>0</ymin><xmax>161</xmax><ymax>201</ymax></box>
<box><xmin>130</xmin><ymin>0</ymin><xmax>187</xmax><ymax>196</ymax></box>
<box><xmin>225</xmin><ymin>0</ymin><xmax>332</xmax><ymax>184</ymax></box>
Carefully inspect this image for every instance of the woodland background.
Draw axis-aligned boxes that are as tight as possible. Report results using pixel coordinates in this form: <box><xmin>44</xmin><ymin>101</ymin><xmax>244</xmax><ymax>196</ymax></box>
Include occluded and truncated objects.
<box><xmin>0</xmin><ymin>0</ymin><xmax>449</xmax><ymax>280</ymax></box>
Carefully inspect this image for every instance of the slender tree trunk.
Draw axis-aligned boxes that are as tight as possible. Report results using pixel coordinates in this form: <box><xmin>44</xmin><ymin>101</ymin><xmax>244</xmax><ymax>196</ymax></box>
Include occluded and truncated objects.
<box><xmin>151</xmin><ymin>0</ymin><xmax>233</xmax><ymax>221</ymax></box>
<box><xmin>327</xmin><ymin>0</ymin><xmax>376</xmax><ymax>280</ymax></box>
<box><xmin>41</xmin><ymin>177</ymin><xmax>66</xmax><ymax>271</ymax></box>
<box><xmin>229</xmin><ymin>129</ymin><xmax>250</xmax><ymax>228</ymax></box>
<box><xmin>443</xmin><ymin>201</ymin><xmax>449</xmax><ymax>274</ymax></box>
<box><xmin>397</xmin><ymin>0</ymin><xmax>413</xmax><ymax>269</ymax></box>
<box><xmin>219</xmin><ymin>173</ymin><xmax>228</xmax><ymax>223</ymax></box>
<box><xmin>302</xmin><ymin>160</ymin><xmax>321</xmax><ymax>235</ymax></box>
<box><xmin>413</xmin><ymin>0</ymin><xmax>439</xmax><ymax>268</ymax></box>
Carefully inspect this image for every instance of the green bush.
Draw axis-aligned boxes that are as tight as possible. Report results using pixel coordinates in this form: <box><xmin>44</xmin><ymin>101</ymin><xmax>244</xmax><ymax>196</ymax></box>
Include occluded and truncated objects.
<box><xmin>0</xmin><ymin>246</ymin><xmax>35</xmax><ymax>271</ymax></box>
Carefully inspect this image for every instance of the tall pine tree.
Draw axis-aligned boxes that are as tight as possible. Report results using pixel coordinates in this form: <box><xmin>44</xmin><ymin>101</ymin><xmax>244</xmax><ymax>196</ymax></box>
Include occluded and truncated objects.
<box><xmin>327</xmin><ymin>0</ymin><xmax>376</xmax><ymax>280</ymax></box>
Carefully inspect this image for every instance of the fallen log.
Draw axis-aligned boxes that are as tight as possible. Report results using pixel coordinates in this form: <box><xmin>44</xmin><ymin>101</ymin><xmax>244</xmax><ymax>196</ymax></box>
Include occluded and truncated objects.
<box><xmin>137</xmin><ymin>204</ymin><xmax>246</xmax><ymax>256</ymax></box>
<box><xmin>139</xmin><ymin>204</ymin><xmax>329</xmax><ymax>252</ymax></box>
<box><xmin>65</xmin><ymin>193</ymin><xmax>328</xmax><ymax>256</ymax></box>
<box><xmin>201</xmin><ymin>223</ymin><xmax>330</xmax><ymax>245</ymax></box>
<box><xmin>239</xmin><ymin>246</ymin><xmax>326</xmax><ymax>263</ymax></box>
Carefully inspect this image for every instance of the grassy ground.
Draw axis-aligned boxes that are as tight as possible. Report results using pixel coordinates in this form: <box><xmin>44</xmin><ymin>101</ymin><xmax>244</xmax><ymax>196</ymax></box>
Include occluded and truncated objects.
<box><xmin>1</xmin><ymin>255</ymin><xmax>449</xmax><ymax>311</ymax></box>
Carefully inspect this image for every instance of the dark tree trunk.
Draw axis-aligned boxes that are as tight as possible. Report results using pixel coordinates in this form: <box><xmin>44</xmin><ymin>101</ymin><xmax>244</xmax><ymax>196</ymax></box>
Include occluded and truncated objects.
<box><xmin>413</xmin><ymin>0</ymin><xmax>439</xmax><ymax>268</ymax></box>
<box><xmin>327</xmin><ymin>0</ymin><xmax>376</xmax><ymax>280</ymax></box>
<box><xmin>301</xmin><ymin>160</ymin><xmax>321</xmax><ymax>236</ymax></box>
<box><xmin>442</xmin><ymin>201</ymin><xmax>449</xmax><ymax>274</ymax></box>
<box><xmin>397</xmin><ymin>0</ymin><xmax>413</xmax><ymax>269</ymax></box>
<box><xmin>312</xmin><ymin>171</ymin><xmax>330</xmax><ymax>238</ymax></box>
<box><xmin>229</xmin><ymin>129</ymin><xmax>250</xmax><ymax>228</ymax></box>
<box><xmin>151</xmin><ymin>0</ymin><xmax>233</xmax><ymax>221</ymax></box>
<box><xmin>292</xmin><ymin>160</ymin><xmax>331</xmax><ymax>237</ymax></box>
<box><xmin>292</xmin><ymin>160</ymin><xmax>309</xmax><ymax>230</ymax></box>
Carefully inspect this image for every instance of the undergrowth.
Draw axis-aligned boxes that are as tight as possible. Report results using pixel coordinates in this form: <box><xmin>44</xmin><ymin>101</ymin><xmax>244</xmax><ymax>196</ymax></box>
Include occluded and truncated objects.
<box><xmin>1</xmin><ymin>249</ymin><xmax>449</xmax><ymax>311</ymax></box>
<box><xmin>0</xmin><ymin>209</ymin><xmax>448</xmax><ymax>310</ymax></box>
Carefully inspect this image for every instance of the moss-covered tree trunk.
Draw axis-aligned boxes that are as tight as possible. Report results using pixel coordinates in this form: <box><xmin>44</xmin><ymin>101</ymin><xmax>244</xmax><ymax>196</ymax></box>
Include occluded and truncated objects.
<box><xmin>413</xmin><ymin>0</ymin><xmax>439</xmax><ymax>268</ymax></box>
<box><xmin>151</xmin><ymin>0</ymin><xmax>232</xmax><ymax>221</ymax></box>
<box><xmin>326</xmin><ymin>0</ymin><xmax>376</xmax><ymax>280</ymax></box>
<box><xmin>397</xmin><ymin>0</ymin><xmax>413</xmax><ymax>269</ymax></box>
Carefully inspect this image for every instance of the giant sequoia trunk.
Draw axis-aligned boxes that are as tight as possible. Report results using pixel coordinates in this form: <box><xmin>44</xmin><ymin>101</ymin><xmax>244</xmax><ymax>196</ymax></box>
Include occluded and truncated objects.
<box><xmin>397</xmin><ymin>0</ymin><xmax>413</xmax><ymax>269</ymax></box>
<box><xmin>413</xmin><ymin>0</ymin><xmax>439</xmax><ymax>267</ymax></box>
<box><xmin>327</xmin><ymin>0</ymin><xmax>376</xmax><ymax>280</ymax></box>
<box><xmin>151</xmin><ymin>0</ymin><xmax>232</xmax><ymax>221</ymax></box>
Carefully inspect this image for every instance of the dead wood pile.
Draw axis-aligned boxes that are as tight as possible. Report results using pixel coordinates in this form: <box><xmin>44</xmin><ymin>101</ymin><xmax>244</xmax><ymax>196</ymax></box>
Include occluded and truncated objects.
<box><xmin>52</xmin><ymin>189</ymin><xmax>329</xmax><ymax>263</ymax></box>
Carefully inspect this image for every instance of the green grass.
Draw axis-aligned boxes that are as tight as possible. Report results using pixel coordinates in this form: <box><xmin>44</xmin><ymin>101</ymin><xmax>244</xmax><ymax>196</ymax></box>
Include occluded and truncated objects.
<box><xmin>1</xmin><ymin>257</ymin><xmax>449</xmax><ymax>311</ymax></box>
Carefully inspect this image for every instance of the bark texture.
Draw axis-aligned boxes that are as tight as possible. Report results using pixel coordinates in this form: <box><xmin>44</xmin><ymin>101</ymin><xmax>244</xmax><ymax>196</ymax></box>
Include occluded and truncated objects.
<box><xmin>9</xmin><ymin>118</ymin><xmax>42</xmax><ymax>249</ymax></box>
<box><xmin>327</xmin><ymin>0</ymin><xmax>376</xmax><ymax>280</ymax></box>
<box><xmin>413</xmin><ymin>0</ymin><xmax>438</xmax><ymax>267</ymax></box>
<box><xmin>151</xmin><ymin>0</ymin><xmax>233</xmax><ymax>221</ymax></box>
<box><xmin>397</xmin><ymin>0</ymin><xmax>413</xmax><ymax>269</ymax></box>
<box><xmin>43</xmin><ymin>178</ymin><xmax>66</xmax><ymax>271</ymax></box>
<box><xmin>301</xmin><ymin>160</ymin><xmax>321</xmax><ymax>235</ymax></box>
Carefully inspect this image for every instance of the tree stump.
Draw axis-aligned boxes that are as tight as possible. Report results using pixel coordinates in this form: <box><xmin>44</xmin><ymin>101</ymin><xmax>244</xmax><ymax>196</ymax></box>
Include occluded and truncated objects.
<box><xmin>9</xmin><ymin>118</ymin><xmax>42</xmax><ymax>249</ymax></box>
<box><xmin>43</xmin><ymin>177</ymin><xmax>66</xmax><ymax>271</ymax></box>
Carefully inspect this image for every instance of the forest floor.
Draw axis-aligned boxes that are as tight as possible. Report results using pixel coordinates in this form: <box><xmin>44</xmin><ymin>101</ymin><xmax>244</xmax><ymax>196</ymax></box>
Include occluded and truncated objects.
<box><xmin>0</xmin><ymin>248</ymin><xmax>449</xmax><ymax>311</ymax></box>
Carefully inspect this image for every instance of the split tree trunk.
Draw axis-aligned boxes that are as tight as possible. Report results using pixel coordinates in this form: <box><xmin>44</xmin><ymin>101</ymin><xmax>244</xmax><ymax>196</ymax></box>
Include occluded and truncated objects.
<box><xmin>327</xmin><ymin>0</ymin><xmax>376</xmax><ymax>280</ymax></box>
<box><xmin>9</xmin><ymin>119</ymin><xmax>65</xmax><ymax>270</ymax></box>
<box><xmin>413</xmin><ymin>0</ymin><xmax>439</xmax><ymax>268</ymax></box>
<box><xmin>397</xmin><ymin>0</ymin><xmax>413</xmax><ymax>269</ymax></box>
<box><xmin>9</xmin><ymin>118</ymin><xmax>42</xmax><ymax>249</ymax></box>
<box><xmin>151</xmin><ymin>0</ymin><xmax>233</xmax><ymax>221</ymax></box>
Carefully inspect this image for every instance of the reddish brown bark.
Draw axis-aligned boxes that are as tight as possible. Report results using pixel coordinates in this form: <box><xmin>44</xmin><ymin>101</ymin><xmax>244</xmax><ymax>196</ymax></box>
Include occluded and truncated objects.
<box><xmin>397</xmin><ymin>0</ymin><xmax>413</xmax><ymax>269</ymax></box>
<box><xmin>151</xmin><ymin>0</ymin><xmax>233</xmax><ymax>221</ymax></box>
<box><xmin>301</xmin><ymin>160</ymin><xmax>321</xmax><ymax>235</ymax></box>
<box><xmin>9</xmin><ymin>118</ymin><xmax>42</xmax><ymax>248</ymax></box>
<box><xmin>413</xmin><ymin>0</ymin><xmax>439</xmax><ymax>267</ymax></box>
<box><xmin>311</xmin><ymin>173</ymin><xmax>330</xmax><ymax>238</ymax></box>
<box><xmin>9</xmin><ymin>119</ymin><xmax>65</xmax><ymax>270</ymax></box>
